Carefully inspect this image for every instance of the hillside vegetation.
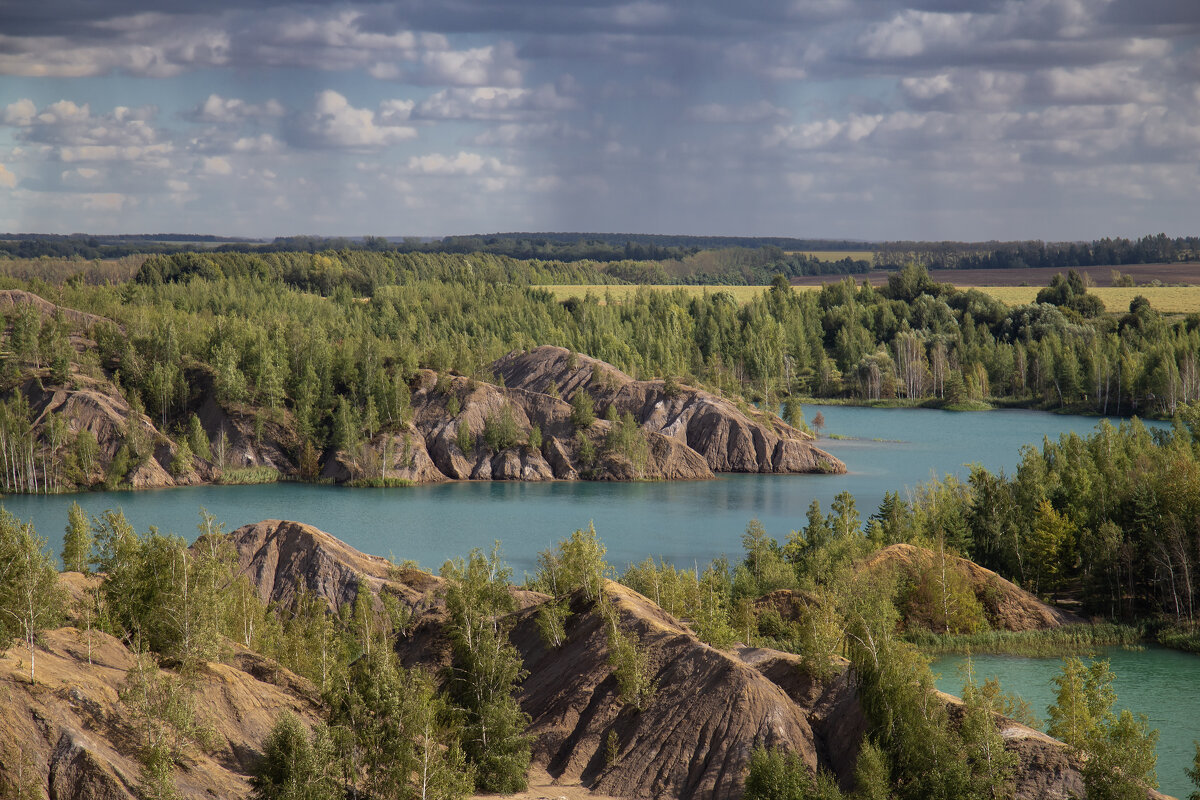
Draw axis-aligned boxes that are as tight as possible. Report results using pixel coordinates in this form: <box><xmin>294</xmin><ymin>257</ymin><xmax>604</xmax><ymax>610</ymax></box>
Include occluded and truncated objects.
<box><xmin>0</xmin><ymin>512</ymin><xmax>1170</xmax><ymax>800</ymax></box>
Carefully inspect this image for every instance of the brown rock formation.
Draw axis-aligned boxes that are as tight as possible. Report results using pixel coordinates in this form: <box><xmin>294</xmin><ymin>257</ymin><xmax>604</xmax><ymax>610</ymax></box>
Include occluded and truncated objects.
<box><xmin>408</xmin><ymin>369</ymin><xmax>713</xmax><ymax>482</ymax></box>
<box><xmin>509</xmin><ymin>582</ymin><xmax>821</xmax><ymax>800</ymax></box>
<box><xmin>228</xmin><ymin>519</ymin><xmax>444</xmax><ymax>614</ymax></box>
<box><xmin>0</xmin><ymin>627</ymin><xmax>321</xmax><ymax>800</ymax></box>
<box><xmin>492</xmin><ymin>346</ymin><xmax>845</xmax><ymax>475</ymax></box>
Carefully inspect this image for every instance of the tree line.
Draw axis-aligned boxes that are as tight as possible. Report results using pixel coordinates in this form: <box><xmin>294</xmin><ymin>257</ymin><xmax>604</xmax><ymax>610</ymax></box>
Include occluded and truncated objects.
<box><xmin>2</xmin><ymin>253</ymin><xmax>1200</xmax><ymax>494</ymax></box>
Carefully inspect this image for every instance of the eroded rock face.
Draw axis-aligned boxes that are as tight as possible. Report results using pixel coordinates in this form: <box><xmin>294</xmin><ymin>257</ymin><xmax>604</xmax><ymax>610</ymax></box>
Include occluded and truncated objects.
<box><xmin>227</xmin><ymin>519</ymin><xmax>444</xmax><ymax>614</ymax></box>
<box><xmin>0</xmin><ymin>627</ymin><xmax>321</xmax><ymax>800</ymax></box>
<box><xmin>509</xmin><ymin>583</ymin><xmax>820</xmax><ymax>800</ymax></box>
<box><xmin>408</xmin><ymin>370</ymin><xmax>713</xmax><ymax>482</ymax></box>
<box><xmin>492</xmin><ymin>346</ymin><xmax>845</xmax><ymax>476</ymax></box>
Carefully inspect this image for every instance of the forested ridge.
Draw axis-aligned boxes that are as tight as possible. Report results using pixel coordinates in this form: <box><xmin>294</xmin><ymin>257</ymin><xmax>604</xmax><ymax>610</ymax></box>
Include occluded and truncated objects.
<box><xmin>4</xmin><ymin>231</ymin><xmax>1197</xmax><ymax>277</ymax></box>
<box><xmin>0</xmin><ymin>249</ymin><xmax>1197</xmax><ymax>495</ymax></box>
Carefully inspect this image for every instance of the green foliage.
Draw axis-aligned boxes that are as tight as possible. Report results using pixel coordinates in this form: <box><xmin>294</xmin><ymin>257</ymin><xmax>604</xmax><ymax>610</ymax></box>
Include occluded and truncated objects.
<box><xmin>1048</xmin><ymin>656</ymin><xmax>1158</xmax><ymax>800</ymax></box>
<box><xmin>482</xmin><ymin>403</ymin><xmax>523</xmax><ymax>452</ymax></box>
<box><xmin>456</xmin><ymin>418</ymin><xmax>474</xmax><ymax>454</ymax></box>
<box><xmin>119</xmin><ymin>653</ymin><xmax>214</xmax><ymax>800</ymax></box>
<box><xmin>744</xmin><ymin>747</ymin><xmax>839</xmax><ymax>800</ymax></box>
<box><xmin>570</xmin><ymin>390</ymin><xmax>596</xmax><ymax>430</ymax></box>
<box><xmin>958</xmin><ymin>662</ymin><xmax>1019</xmax><ymax>799</ymax></box>
<box><xmin>441</xmin><ymin>544</ymin><xmax>531</xmax><ymax>792</ymax></box>
<box><xmin>169</xmin><ymin>438</ymin><xmax>193</xmax><ymax>477</ymax></box>
<box><xmin>0</xmin><ymin>509</ymin><xmax>66</xmax><ymax>683</ymax></box>
<box><xmin>62</xmin><ymin>500</ymin><xmax>93</xmax><ymax>573</ymax></box>
<box><xmin>531</xmin><ymin>522</ymin><xmax>611</xmax><ymax>601</ymax></box>
<box><xmin>603</xmin><ymin>600</ymin><xmax>657</xmax><ymax>711</ymax></box>
<box><xmin>603</xmin><ymin>411</ymin><xmax>649</xmax><ymax>476</ymax></box>
<box><xmin>527</xmin><ymin>423</ymin><xmax>543</xmax><ymax>452</ymax></box>
<box><xmin>536</xmin><ymin>597</ymin><xmax>570</xmax><ymax>649</ymax></box>
<box><xmin>185</xmin><ymin>416</ymin><xmax>210</xmax><ymax>465</ymax></box>
<box><xmin>1187</xmin><ymin>740</ymin><xmax>1200</xmax><ymax>800</ymax></box>
<box><xmin>92</xmin><ymin>509</ymin><xmax>233</xmax><ymax>669</ymax></box>
<box><xmin>251</xmin><ymin>713</ymin><xmax>341</xmax><ymax>800</ymax></box>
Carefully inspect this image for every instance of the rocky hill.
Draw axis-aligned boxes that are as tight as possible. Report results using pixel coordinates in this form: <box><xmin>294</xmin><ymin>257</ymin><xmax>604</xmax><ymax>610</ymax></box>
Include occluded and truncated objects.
<box><xmin>0</xmin><ymin>522</ymin><xmax>1172</xmax><ymax>800</ymax></box>
<box><xmin>493</xmin><ymin>346</ymin><xmax>844</xmax><ymax>475</ymax></box>
<box><xmin>0</xmin><ymin>290</ymin><xmax>838</xmax><ymax>491</ymax></box>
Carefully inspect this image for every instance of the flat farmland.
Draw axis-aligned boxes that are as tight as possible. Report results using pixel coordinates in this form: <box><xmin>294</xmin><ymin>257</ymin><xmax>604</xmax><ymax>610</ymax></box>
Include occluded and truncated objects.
<box><xmin>542</xmin><ymin>284</ymin><xmax>1200</xmax><ymax>313</ymax></box>
<box><xmin>978</xmin><ymin>286</ymin><xmax>1200</xmax><ymax>313</ymax></box>
<box><xmin>788</xmin><ymin>262</ymin><xmax>1200</xmax><ymax>287</ymax></box>
<box><xmin>785</xmin><ymin>250</ymin><xmax>875</xmax><ymax>262</ymax></box>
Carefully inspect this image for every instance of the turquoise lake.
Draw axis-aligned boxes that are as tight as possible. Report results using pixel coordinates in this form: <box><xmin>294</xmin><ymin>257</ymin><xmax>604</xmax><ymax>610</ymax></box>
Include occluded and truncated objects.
<box><xmin>0</xmin><ymin>405</ymin><xmax>1167</xmax><ymax>576</ymax></box>
<box><xmin>0</xmin><ymin>405</ymin><xmax>1166</xmax><ymax>575</ymax></box>
<box><xmin>1</xmin><ymin>404</ymin><xmax>1191</xmax><ymax>796</ymax></box>
<box><xmin>932</xmin><ymin>647</ymin><xmax>1198</xmax><ymax>799</ymax></box>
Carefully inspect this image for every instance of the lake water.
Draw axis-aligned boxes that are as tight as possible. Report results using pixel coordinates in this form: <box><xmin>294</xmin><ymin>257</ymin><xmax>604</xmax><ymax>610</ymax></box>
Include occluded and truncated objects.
<box><xmin>932</xmin><ymin>647</ymin><xmax>1198</xmax><ymax>799</ymax></box>
<box><xmin>0</xmin><ymin>406</ymin><xmax>1165</xmax><ymax>576</ymax></box>
<box><xmin>3</xmin><ymin>405</ymin><xmax>1189</xmax><ymax>794</ymax></box>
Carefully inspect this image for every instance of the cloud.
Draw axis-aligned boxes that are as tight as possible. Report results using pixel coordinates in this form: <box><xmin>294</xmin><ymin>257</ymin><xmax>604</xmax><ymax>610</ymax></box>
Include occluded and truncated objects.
<box><xmin>415</xmin><ymin>84</ymin><xmax>574</xmax><ymax>121</ymax></box>
<box><xmin>289</xmin><ymin>90</ymin><xmax>417</xmax><ymax>149</ymax></box>
<box><xmin>407</xmin><ymin>151</ymin><xmax>516</xmax><ymax>176</ymax></box>
<box><xmin>187</xmin><ymin>94</ymin><xmax>285</xmax><ymax>123</ymax></box>
<box><xmin>201</xmin><ymin>156</ymin><xmax>233</xmax><ymax>175</ymax></box>
<box><xmin>0</xmin><ymin>164</ymin><xmax>16</xmax><ymax>189</ymax></box>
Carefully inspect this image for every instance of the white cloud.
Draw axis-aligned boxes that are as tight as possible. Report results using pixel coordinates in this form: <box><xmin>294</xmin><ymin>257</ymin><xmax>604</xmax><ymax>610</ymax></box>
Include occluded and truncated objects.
<box><xmin>0</xmin><ymin>164</ymin><xmax>16</xmax><ymax>188</ymax></box>
<box><xmin>416</xmin><ymin>85</ymin><xmax>574</xmax><ymax>121</ymax></box>
<box><xmin>189</xmin><ymin>94</ymin><xmax>284</xmax><ymax>123</ymax></box>
<box><xmin>3</xmin><ymin>99</ymin><xmax>38</xmax><ymax>126</ymax></box>
<box><xmin>291</xmin><ymin>90</ymin><xmax>417</xmax><ymax>149</ymax></box>
<box><xmin>202</xmin><ymin>156</ymin><xmax>233</xmax><ymax>175</ymax></box>
<box><xmin>378</xmin><ymin>99</ymin><xmax>415</xmax><ymax>124</ymax></box>
<box><xmin>232</xmin><ymin>134</ymin><xmax>281</xmax><ymax>154</ymax></box>
<box><xmin>406</xmin><ymin>151</ymin><xmax>516</xmax><ymax>176</ymax></box>
<box><xmin>420</xmin><ymin>42</ymin><xmax>522</xmax><ymax>87</ymax></box>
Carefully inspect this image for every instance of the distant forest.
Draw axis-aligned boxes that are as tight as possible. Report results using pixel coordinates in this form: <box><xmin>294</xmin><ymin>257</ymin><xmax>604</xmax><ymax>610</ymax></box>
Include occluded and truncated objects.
<box><xmin>2</xmin><ymin>231</ymin><xmax>1198</xmax><ymax>285</ymax></box>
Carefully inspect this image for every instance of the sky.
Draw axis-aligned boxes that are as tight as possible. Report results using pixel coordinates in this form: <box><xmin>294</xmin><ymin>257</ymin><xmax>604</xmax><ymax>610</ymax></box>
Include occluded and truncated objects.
<box><xmin>0</xmin><ymin>0</ymin><xmax>1198</xmax><ymax>241</ymax></box>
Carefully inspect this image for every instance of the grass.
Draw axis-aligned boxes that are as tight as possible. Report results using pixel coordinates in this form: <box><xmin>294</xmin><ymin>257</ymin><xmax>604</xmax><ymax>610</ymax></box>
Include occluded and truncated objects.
<box><xmin>1154</xmin><ymin>623</ymin><xmax>1200</xmax><ymax>654</ymax></box>
<box><xmin>344</xmin><ymin>477</ymin><xmax>417</xmax><ymax>488</ymax></box>
<box><xmin>542</xmin><ymin>283</ymin><xmax>1200</xmax><ymax>314</ymax></box>
<box><xmin>216</xmin><ymin>466</ymin><xmax>281</xmax><ymax>485</ymax></box>
<box><xmin>907</xmin><ymin>622</ymin><xmax>1145</xmax><ymax>656</ymax></box>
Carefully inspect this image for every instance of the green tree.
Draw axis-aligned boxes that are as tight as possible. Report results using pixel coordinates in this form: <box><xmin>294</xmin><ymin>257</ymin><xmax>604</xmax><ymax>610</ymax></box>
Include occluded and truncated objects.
<box><xmin>1186</xmin><ymin>741</ymin><xmax>1200</xmax><ymax>800</ymax></box>
<box><xmin>186</xmin><ymin>414</ymin><xmax>212</xmax><ymax>461</ymax></box>
<box><xmin>119</xmin><ymin>653</ymin><xmax>213</xmax><ymax>800</ymax></box>
<box><xmin>441</xmin><ymin>545</ymin><xmax>531</xmax><ymax>792</ymax></box>
<box><xmin>251</xmin><ymin>713</ymin><xmax>341</xmax><ymax>800</ymax></box>
<box><xmin>1048</xmin><ymin>657</ymin><xmax>1158</xmax><ymax>800</ymax></box>
<box><xmin>0</xmin><ymin>510</ymin><xmax>66</xmax><ymax>684</ymax></box>
<box><xmin>570</xmin><ymin>390</ymin><xmax>596</xmax><ymax>430</ymax></box>
<box><xmin>62</xmin><ymin>500</ymin><xmax>93</xmax><ymax>573</ymax></box>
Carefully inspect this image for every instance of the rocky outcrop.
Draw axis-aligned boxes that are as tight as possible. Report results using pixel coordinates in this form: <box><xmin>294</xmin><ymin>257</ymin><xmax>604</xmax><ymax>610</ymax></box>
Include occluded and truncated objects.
<box><xmin>26</xmin><ymin>377</ymin><xmax>204</xmax><ymax>489</ymax></box>
<box><xmin>0</xmin><ymin>289</ymin><xmax>112</xmax><ymax>331</ymax></box>
<box><xmin>493</xmin><ymin>346</ymin><xmax>845</xmax><ymax>475</ymax></box>
<box><xmin>0</xmin><ymin>292</ymin><xmax>832</xmax><ymax>487</ymax></box>
<box><xmin>0</xmin><ymin>627</ymin><xmax>321</xmax><ymax>800</ymax></box>
<box><xmin>863</xmin><ymin>543</ymin><xmax>1083</xmax><ymax>631</ymax></box>
<box><xmin>408</xmin><ymin>369</ymin><xmax>713</xmax><ymax>482</ymax></box>
<box><xmin>509</xmin><ymin>583</ymin><xmax>822</xmax><ymax>800</ymax></box>
<box><xmin>228</xmin><ymin>519</ymin><xmax>444</xmax><ymax>614</ymax></box>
